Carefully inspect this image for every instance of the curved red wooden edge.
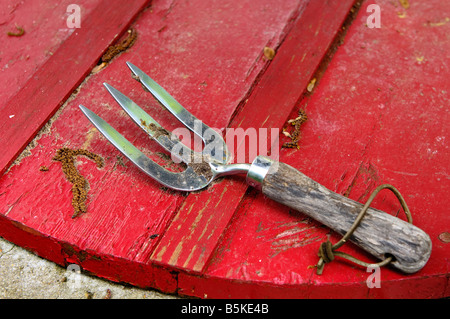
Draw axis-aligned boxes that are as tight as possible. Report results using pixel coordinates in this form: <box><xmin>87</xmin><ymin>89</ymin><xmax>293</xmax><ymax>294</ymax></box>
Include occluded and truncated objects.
<box><xmin>2</xmin><ymin>216</ymin><xmax>447</xmax><ymax>299</ymax></box>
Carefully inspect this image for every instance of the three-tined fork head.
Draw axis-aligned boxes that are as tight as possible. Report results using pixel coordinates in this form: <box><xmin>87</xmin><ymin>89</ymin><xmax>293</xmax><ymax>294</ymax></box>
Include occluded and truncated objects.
<box><xmin>79</xmin><ymin>62</ymin><xmax>261</xmax><ymax>191</ymax></box>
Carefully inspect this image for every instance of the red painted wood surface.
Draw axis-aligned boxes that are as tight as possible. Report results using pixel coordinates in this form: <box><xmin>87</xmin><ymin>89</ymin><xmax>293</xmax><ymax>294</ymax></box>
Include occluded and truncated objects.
<box><xmin>197</xmin><ymin>0</ymin><xmax>449</xmax><ymax>298</ymax></box>
<box><xmin>0</xmin><ymin>0</ymin><xmax>150</xmax><ymax>175</ymax></box>
<box><xmin>151</xmin><ymin>0</ymin><xmax>357</xmax><ymax>275</ymax></box>
<box><xmin>0</xmin><ymin>0</ymin><xmax>100</xmax><ymax>109</ymax></box>
<box><xmin>0</xmin><ymin>0</ymin><xmax>449</xmax><ymax>298</ymax></box>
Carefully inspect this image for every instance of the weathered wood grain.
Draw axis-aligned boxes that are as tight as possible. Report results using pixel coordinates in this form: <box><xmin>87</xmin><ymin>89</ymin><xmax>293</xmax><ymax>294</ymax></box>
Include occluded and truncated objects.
<box><xmin>152</xmin><ymin>0</ymin><xmax>357</xmax><ymax>274</ymax></box>
<box><xmin>0</xmin><ymin>0</ymin><xmax>150</xmax><ymax>175</ymax></box>
<box><xmin>262</xmin><ymin>162</ymin><xmax>432</xmax><ymax>273</ymax></box>
<box><xmin>0</xmin><ymin>0</ymin><xmax>100</xmax><ymax>110</ymax></box>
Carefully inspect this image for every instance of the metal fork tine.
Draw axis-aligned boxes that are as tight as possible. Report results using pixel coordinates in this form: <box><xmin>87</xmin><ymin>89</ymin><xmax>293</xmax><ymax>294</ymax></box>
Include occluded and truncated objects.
<box><xmin>126</xmin><ymin>62</ymin><xmax>230</xmax><ymax>164</ymax></box>
<box><xmin>78</xmin><ymin>104</ymin><xmax>210</xmax><ymax>191</ymax></box>
<box><xmin>103</xmin><ymin>82</ymin><xmax>196</xmax><ymax>164</ymax></box>
<box><xmin>103</xmin><ymin>82</ymin><xmax>161</xmax><ymax>134</ymax></box>
<box><xmin>126</xmin><ymin>62</ymin><xmax>200</xmax><ymax>134</ymax></box>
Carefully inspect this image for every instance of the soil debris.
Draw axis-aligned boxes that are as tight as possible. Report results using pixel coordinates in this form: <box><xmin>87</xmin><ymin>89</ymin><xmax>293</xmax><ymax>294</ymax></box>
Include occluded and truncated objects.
<box><xmin>307</xmin><ymin>78</ymin><xmax>317</xmax><ymax>92</ymax></box>
<box><xmin>39</xmin><ymin>166</ymin><xmax>49</xmax><ymax>172</ymax></box>
<box><xmin>92</xmin><ymin>28</ymin><xmax>137</xmax><ymax>73</ymax></box>
<box><xmin>102</xmin><ymin>28</ymin><xmax>137</xmax><ymax>63</ymax></box>
<box><xmin>53</xmin><ymin>148</ymin><xmax>104</xmax><ymax>219</ymax></box>
<box><xmin>148</xmin><ymin>122</ymin><xmax>172</xmax><ymax>139</ymax></box>
<box><xmin>438</xmin><ymin>232</ymin><xmax>450</xmax><ymax>243</ymax></box>
<box><xmin>282</xmin><ymin>109</ymin><xmax>308</xmax><ymax>149</ymax></box>
<box><xmin>140</xmin><ymin>120</ymin><xmax>175</xmax><ymax>140</ymax></box>
<box><xmin>424</xmin><ymin>17</ymin><xmax>450</xmax><ymax>27</ymax></box>
<box><xmin>7</xmin><ymin>25</ymin><xmax>25</xmax><ymax>37</ymax></box>
<box><xmin>263</xmin><ymin>47</ymin><xmax>275</xmax><ymax>60</ymax></box>
<box><xmin>398</xmin><ymin>0</ymin><xmax>409</xmax><ymax>9</ymax></box>
<box><xmin>116</xmin><ymin>155</ymin><xmax>126</xmax><ymax>168</ymax></box>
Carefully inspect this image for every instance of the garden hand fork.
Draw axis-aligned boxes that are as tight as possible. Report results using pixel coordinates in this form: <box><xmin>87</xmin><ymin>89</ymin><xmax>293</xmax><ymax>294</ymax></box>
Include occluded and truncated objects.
<box><xmin>79</xmin><ymin>62</ymin><xmax>431</xmax><ymax>274</ymax></box>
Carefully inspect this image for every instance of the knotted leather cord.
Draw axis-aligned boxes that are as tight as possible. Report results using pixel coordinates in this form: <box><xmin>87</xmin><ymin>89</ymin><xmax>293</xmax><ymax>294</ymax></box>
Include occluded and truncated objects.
<box><xmin>316</xmin><ymin>184</ymin><xmax>413</xmax><ymax>275</ymax></box>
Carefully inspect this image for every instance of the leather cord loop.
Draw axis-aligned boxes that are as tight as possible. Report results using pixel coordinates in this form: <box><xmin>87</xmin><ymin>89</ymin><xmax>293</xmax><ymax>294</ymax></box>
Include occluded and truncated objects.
<box><xmin>315</xmin><ymin>184</ymin><xmax>413</xmax><ymax>275</ymax></box>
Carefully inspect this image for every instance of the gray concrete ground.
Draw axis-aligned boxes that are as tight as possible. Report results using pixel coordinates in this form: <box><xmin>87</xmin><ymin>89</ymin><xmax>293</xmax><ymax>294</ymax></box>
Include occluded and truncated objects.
<box><xmin>0</xmin><ymin>237</ymin><xmax>176</xmax><ymax>299</ymax></box>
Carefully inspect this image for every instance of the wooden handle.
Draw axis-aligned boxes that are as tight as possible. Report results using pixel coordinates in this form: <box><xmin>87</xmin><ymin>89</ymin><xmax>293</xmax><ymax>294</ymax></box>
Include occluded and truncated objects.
<box><xmin>258</xmin><ymin>160</ymin><xmax>431</xmax><ymax>273</ymax></box>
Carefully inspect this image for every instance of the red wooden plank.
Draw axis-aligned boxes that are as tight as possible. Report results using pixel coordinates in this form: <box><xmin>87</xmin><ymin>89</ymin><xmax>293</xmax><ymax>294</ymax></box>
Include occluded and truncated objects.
<box><xmin>0</xmin><ymin>0</ymin><xmax>101</xmax><ymax>110</ymax></box>
<box><xmin>151</xmin><ymin>0</ymin><xmax>357</xmax><ymax>275</ymax></box>
<box><xmin>201</xmin><ymin>0</ymin><xmax>449</xmax><ymax>298</ymax></box>
<box><xmin>0</xmin><ymin>0</ymin><xmax>150</xmax><ymax>176</ymax></box>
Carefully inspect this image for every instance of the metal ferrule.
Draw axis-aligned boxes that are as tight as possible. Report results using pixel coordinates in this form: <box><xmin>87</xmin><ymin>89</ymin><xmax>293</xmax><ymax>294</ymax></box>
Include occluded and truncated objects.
<box><xmin>210</xmin><ymin>162</ymin><xmax>252</xmax><ymax>177</ymax></box>
<box><xmin>246</xmin><ymin>156</ymin><xmax>275</xmax><ymax>191</ymax></box>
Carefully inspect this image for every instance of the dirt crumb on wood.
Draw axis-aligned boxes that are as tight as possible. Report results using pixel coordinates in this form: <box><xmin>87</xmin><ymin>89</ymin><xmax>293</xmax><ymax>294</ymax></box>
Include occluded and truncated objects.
<box><xmin>92</xmin><ymin>28</ymin><xmax>137</xmax><ymax>72</ymax></box>
<box><xmin>307</xmin><ymin>78</ymin><xmax>317</xmax><ymax>92</ymax></box>
<box><xmin>53</xmin><ymin>148</ymin><xmax>104</xmax><ymax>219</ymax></box>
<box><xmin>263</xmin><ymin>47</ymin><xmax>275</xmax><ymax>60</ymax></box>
<box><xmin>438</xmin><ymin>232</ymin><xmax>450</xmax><ymax>243</ymax></box>
<box><xmin>398</xmin><ymin>0</ymin><xmax>409</xmax><ymax>9</ymax></box>
<box><xmin>7</xmin><ymin>25</ymin><xmax>25</xmax><ymax>37</ymax></box>
<box><xmin>282</xmin><ymin>109</ymin><xmax>308</xmax><ymax>149</ymax></box>
<box><xmin>102</xmin><ymin>28</ymin><xmax>137</xmax><ymax>63</ymax></box>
